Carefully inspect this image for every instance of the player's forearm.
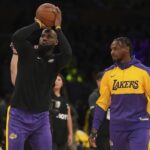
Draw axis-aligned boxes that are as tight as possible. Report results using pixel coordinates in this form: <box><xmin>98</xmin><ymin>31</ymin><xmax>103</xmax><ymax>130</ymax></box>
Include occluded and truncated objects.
<box><xmin>92</xmin><ymin>105</ymin><xmax>106</xmax><ymax>130</ymax></box>
<box><xmin>67</xmin><ymin>107</ymin><xmax>73</xmax><ymax>136</ymax></box>
<box><xmin>56</xmin><ymin>29</ymin><xmax>72</xmax><ymax>58</ymax></box>
<box><xmin>11</xmin><ymin>71</ymin><xmax>17</xmax><ymax>86</ymax></box>
<box><xmin>12</xmin><ymin>23</ymin><xmax>40</xmax><ymax>42</ymax></box>
<box><xmin>10</xmin><ymin>55</ymin><xmax>18</xmax><ymax>86</ymax></box>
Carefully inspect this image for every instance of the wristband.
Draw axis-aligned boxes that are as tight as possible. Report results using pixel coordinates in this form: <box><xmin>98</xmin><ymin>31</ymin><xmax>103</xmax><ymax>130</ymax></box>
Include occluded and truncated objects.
<box><xmin>90</xmin><ymin>130</ymin><xmax>97</xmax><ymax>139</ymax></box>
<box><xmin>55</xmin><ymin>25</ymin><xmax>61</xmax><ymax>30</ymax></box>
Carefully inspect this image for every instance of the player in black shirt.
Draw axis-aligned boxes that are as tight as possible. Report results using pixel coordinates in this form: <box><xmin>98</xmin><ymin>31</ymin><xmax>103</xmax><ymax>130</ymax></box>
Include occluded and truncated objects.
<box><xmin>6</xmin><ymin>6</ymin><xmax>72</xmax><ymax>150</ymax></box>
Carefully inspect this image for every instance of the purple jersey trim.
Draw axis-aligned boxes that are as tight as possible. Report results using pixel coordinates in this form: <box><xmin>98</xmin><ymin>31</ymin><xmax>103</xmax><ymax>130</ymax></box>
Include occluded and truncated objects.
<box><xmin>104</xmin><ymin>64</ymin><xmax>116</xmax><ymax>72</ymax></box>
<box><xmin>134</xmin><ymin>63</ymin><xmax>150</xmax><ymax>75</ymax></box>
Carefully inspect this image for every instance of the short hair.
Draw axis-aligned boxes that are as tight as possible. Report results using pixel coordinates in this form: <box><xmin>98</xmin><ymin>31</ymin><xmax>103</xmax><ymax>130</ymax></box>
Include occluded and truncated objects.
<box><xmin>43</xmin><ymin>28</ymin><xmax>51</xmax><ymax>33</ymax></box>
<box><xmin>96</xmin><ymin>72</ymin><xmax>104</xmax><ymax>80</ymax></box>
<box><xmin>42</xmin><ymin>28</ymin><xmax>55</xmax><ymax>34</ymax></box>
<box><xmin>41</xmin><ymin>29</ymin><xmax>57</xmax><ymax>38</ymax></box>
<box><xmin>114</xmin><ymin>37</ymin><xmax>133</xmax><ymax>53</ymax></box>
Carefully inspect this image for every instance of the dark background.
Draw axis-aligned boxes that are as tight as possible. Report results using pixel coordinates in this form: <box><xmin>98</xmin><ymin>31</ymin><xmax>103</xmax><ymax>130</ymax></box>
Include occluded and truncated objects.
<box><xmin>0</xmin><ymin>0</ymin><xmax>150</xmax><ymax>128</ymax></box>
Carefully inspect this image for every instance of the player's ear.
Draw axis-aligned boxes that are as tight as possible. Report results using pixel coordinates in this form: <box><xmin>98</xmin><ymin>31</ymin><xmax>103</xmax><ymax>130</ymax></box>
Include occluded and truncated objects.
<box><xmin>122</xmin><ymin>45</ymin><xmax>129</xmax><ymax>54</ymax></box>
<box><xmin>125</xmin><ymin>46</ymin><xmax>130</xmax><ymax>54</ymax></box>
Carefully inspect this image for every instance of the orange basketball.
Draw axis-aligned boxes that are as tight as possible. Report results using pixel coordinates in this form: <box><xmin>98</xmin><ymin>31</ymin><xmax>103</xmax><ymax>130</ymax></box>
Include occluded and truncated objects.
<box><xmin>35</xmin><ymin>3</ymin><xmax>56</xmax><ymax>27</ymax></box>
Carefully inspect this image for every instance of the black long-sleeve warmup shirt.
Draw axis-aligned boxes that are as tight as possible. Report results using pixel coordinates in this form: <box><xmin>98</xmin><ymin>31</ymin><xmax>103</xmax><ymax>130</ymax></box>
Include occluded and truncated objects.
<box><xmin>11</xmin><ymin>23</ymin><xmax>72</xmax><ymax>112</ymax></box>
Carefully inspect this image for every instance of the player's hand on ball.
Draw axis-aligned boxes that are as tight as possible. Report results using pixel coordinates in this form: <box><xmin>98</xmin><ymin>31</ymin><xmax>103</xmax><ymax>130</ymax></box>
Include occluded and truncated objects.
<box><xmin>34</xmin><ymin>18</ymin><xmax>46</xmax><ymax>29</ymax></box>
<box><xmin>54</xmin><ymin>7</ymin><xmax>62</xmax><ymax>27</ymax></box>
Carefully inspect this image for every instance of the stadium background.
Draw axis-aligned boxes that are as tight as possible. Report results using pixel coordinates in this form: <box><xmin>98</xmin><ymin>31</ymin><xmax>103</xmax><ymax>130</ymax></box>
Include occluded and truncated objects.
<box><xmin>0</xmin><ymin>0</ymin><xmax>150</xmax><ymax>129</ymax></box>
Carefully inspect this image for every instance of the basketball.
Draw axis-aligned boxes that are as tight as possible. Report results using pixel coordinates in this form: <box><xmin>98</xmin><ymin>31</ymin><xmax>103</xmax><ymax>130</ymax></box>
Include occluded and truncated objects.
<box><xmin>35</xmin><ymin>3</ymin><xmax>56</xmax><ymax>27</ymax></box>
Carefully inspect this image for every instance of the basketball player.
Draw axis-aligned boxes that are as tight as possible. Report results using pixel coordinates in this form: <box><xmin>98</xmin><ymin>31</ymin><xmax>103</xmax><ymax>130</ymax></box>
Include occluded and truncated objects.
<box><xmin>89</xmin><ymin>37</ymin><xmax>150</xmax><ymax>150</ymax></box>
<box><xmin>6</xmin><ymin>6</ymin><xmax>72</xmax><ymax>150</ymax></box>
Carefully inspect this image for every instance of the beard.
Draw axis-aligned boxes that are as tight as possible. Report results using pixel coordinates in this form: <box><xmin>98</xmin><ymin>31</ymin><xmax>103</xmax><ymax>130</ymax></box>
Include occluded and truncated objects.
<box><xmin>38</xmin><ymin>44</ymin><xmax>55</xmax><ymax>60</ymax></box>
<box><xmin>112</xmin><ymin>55</ymin><xmax>123</xmax><ymax>63</ymax></box>
<box><xmin>113</xmin><ymin>58</ymin><xmax>121</xmax><ymax>63</ymax></box>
